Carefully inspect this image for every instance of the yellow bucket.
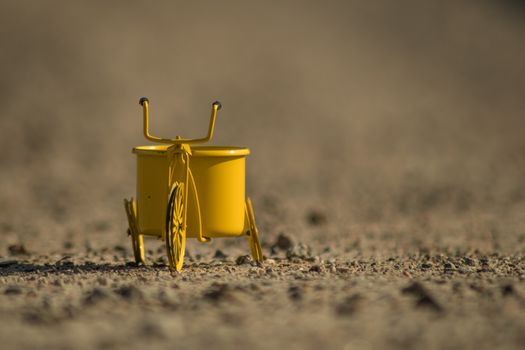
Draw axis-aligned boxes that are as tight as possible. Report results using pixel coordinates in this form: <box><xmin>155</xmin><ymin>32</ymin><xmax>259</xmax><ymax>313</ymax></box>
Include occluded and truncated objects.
<box><xmin>133</xmin><ymin>145</ymin><xmax>250</xmax><ymax>238</ymax></box>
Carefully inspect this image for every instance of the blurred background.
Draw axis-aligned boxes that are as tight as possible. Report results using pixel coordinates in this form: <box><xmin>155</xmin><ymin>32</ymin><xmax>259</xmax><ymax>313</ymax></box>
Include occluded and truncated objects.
<box><xmin>1</xmin><ymin>0</ymin><xmax>524</xmax><ymax>252</ymax></box>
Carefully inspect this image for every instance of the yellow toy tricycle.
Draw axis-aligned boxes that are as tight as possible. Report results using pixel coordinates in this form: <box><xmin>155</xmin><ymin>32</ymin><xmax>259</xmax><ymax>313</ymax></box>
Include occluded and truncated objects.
<box><xmin>124</xmin><ymin>98</ymin><xmax>263</xmax><ymax>271</ymax></box>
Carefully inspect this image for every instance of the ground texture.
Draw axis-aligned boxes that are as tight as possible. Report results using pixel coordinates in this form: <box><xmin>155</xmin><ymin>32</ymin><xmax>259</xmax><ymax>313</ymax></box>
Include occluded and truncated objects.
<box><xmin>1</xmin><ymin>212</ymin><xmax>525</xmax><ymax>350</ymax></box>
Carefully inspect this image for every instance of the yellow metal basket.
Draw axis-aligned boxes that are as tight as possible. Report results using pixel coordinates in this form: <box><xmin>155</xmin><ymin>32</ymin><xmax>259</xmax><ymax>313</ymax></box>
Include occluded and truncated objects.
<box><xmin>133</xmin><ymin>145</ymin><xmax>250</xmax><ymax>238</ymax></box>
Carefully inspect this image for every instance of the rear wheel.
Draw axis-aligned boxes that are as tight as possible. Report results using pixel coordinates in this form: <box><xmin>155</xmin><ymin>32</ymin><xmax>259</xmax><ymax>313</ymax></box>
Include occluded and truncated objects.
<box><xmin>246</xmin><ymin>198</ymin><xmax>263</xmax><ymax>262</ymax></box>
<box><xmin>166</xmin><ymin>182</ymin><xmax>186</xmax><ymax>271</ymax></box>
<box><xmin>124</xmin><ymin>198</ymin><xmax>145</xmax><ymax>264</ymax></box>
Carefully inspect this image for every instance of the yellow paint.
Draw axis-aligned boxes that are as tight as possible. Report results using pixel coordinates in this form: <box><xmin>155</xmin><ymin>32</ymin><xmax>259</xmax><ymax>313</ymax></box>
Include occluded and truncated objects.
<box><xmin>189</xmin><ymin>149</ymin><xmax>248</xmax><ymax>237</ymax></box>
<box><xmin>133</xmin><ymin>147</ymin><xmax>169</xmax><ymax>236</ymax></box>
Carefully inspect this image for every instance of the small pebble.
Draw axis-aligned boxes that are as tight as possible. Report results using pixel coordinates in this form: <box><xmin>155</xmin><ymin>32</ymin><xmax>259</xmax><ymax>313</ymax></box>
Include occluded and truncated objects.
<box><xmin>140</xmin><ymin>320</ymin><xmax>166</xmax><ymax>339</ymax></box>
<box><xmin>309</xmin><ymin>265</ymin><xmax>323</xmax><ymax>273</ymax></box>
<box><xmin>114</xmin><ymin>285</ymin><xmax>143</xmax><ymax>300</ymax></box>
<box><xmin>4</xmin><ymin>286</ymin><xmax>22</xmax><ymax>295</ymax></box>
<box><xmin>286</xmin><ymin>243</ymin><xmax>312</xmax><ymax>259</ymax></box>
<box><xmin>288</xmin><ymin>285</ymin><xmax>303</xmax><ymax>301</ymax></box>
<box><xmin>113</xmin><ymin>245</ymin><xmax>127</xmax><ymax>253</ymax></box>
<box><xmin>336</xmin><ymin>294</ymin><xmax>364</xmax><ymax>315</ymax></box>
<box><xmin>214</xmin><ymin>250</ymin><xmax>228</xmax><ymax>260</ymax></box>
<box><xmin>236</xmin><ymin>255</ymin><xmax>253</xmax><ymax>265</ymax></box>
<box><xmin>502</xmin><ymin>284</ymin><xmax>514</xmax><ymax>297</ymax></box>
<box><xmin>93</xmin><ymin>220</ymin><xmax>111</xmax><ymax>232</ymax></box>
<box><xmin>444</xmin><ymin>262</ymin><xmax>456</xmax><ymax>272</ymax></box>
<box><xmin>307</xmin><ymin>210</ymin><xmax>327</xmax><ymax>226</ymax></box>
<box><xmin>402</xmin><ymin>282</ymin><xmax>443</xmax><ymax>312</ymax></box>
<box><xmin>8</xmin><ymin>244</ymin><xmax>28</xmax><ymax>256</ymax></box>
<box><xmin>462</xmin><ymin>257</ymin><xmax>476</xmax><ymax>266</ymax></box>
<box><xmin>420</xmin><ymin>263</ymin><xmax>432</xmax><ymax>270</ymax></box>
<box><xmin>265</xmin><ymin>258</ymin><xmax>276</xmax><ymax>265</ymax></box>
<box><xmin>272</xmin><ymin>233</ymin><xmax>294</xmax><ymax>251</ymax></box>
<box><xmin>52</xmin><ymin>279</ymin><xmax>62</xmax><ymax>287</ymax></box>
<box><xmin>203</xmin><ymin>283</ymin><xmax>233</xmax><ymax>302</ymax></box>
<box><xmin>84</xmin><ymin>288</ymin><xmax>110</xmax><ymax>305</ymax></box>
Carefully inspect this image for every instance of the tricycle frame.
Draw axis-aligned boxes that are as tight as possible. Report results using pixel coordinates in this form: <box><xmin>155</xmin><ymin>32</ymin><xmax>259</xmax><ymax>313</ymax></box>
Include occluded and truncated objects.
<box><xmin>124</xmin><ymin>98</ymin><xmax>263</xmax><ymax>271</ymax></box>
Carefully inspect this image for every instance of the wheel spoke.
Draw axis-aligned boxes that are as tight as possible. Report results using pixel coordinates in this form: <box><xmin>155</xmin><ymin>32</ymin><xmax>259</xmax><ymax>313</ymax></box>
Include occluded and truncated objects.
<box><xmin>176</xmin><ymin>189</ymin><xmax>184</xmax><ymax>218</ymax></box>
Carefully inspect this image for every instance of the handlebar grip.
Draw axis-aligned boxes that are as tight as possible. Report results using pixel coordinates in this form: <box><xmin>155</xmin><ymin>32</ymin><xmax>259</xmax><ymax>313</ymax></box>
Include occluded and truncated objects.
<box><xmin>212</xmin><ymin>100</ymin><xmax>222</xmax><ymax>110</ymax></box>
<box><xmin>139</xmin><ymin>97</ymin><xmax>149</xmax><ymax>106</ymax></box>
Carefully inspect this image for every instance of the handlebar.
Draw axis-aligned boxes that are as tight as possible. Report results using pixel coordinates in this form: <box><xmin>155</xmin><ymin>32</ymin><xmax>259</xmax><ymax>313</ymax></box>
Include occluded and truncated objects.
<box><xmin>139</xmin><ymin>97</ymin><xmax>221</xmax><ymax>144</ymax></box>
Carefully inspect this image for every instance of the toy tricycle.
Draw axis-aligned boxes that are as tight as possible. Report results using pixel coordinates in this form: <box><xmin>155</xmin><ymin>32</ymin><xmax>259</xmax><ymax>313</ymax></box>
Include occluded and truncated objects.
<box><xmin>124</xmin><ymin>98</ymin><xmax>263</xmax><ymax>271</ymax></box>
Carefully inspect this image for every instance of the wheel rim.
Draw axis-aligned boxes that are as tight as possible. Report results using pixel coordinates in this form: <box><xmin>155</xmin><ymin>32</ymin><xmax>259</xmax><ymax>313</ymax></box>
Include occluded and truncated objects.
<box><xmin>131</xmin><ymin>232</ymin><xmax>145</xmax><ymax>264</ymax></box>
<box><xmin>246</xmin><ymin>198</ymin><xmax>263</xmax><ymax>262</ymax></box>
<box><xmin>125</xmin><ymin>198</ymin><xmax>145</xmax><ymax>264</ymax></box>
<box><xmin>249</xmin><ymin>228</ymin><xmax>263</xmax><ymax>262</ymax></box>
<box><xmin>166</xmin><ymin>182</ymin><xmax>186</xmax><ymax>271</ymax></box>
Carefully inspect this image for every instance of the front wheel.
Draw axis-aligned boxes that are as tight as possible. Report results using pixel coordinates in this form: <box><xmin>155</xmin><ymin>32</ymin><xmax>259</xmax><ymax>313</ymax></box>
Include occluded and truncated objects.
<box><xmin>166</xmin><ymin>182</ymin><xmax>187</xmax><ymax>271</ymax></box>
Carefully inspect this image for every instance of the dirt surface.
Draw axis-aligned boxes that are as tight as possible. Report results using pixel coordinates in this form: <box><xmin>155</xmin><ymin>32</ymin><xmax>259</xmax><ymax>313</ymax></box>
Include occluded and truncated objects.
<box><xmin>1</xmin><ymin>226</ymin><xmax>525</xmax><ymax>350</ymax></box>
<box><xmin>1</xmin><ymin>1</ymin><xmax>525</xmax><ymax>349</ymax></box>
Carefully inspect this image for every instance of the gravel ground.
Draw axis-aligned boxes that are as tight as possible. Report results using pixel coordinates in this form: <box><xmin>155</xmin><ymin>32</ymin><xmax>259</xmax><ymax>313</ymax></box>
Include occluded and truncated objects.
<box><xmin>1</xmin><ymin>214</ymin><xmax>524</xmax><ymax>350</ymax></box>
